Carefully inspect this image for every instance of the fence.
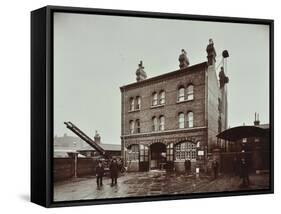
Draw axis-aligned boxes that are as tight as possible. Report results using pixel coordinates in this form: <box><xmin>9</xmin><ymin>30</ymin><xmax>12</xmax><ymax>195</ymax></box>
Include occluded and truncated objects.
<box><xmin>53</xmin><ymin>157</ymin><xmax>97</xmax><ymax>182</ymax></box>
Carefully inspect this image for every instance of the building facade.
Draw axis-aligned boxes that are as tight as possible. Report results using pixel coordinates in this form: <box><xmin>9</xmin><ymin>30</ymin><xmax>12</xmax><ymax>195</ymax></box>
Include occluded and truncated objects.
<box><xmin>120</xmin><ymin>40</ymin><xmax>228</xmax><ymax>172</ymax></box>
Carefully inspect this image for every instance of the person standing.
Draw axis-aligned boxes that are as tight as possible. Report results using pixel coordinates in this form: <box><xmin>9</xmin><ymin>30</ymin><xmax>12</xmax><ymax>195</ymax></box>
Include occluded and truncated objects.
<box><xmin>240</xmin><ymin>158</ymin><xmax>250</xmax><ymax>187</ymax></box>
<box><xmin>212</xmin><ymin>158</ymin><xmax>219</xmax><ymax>179</ymax></box>
<box><xmin>95</xmin><ymin>161</ymin><xmax>104</xmax><ymax>188</ymax></box>
<box><xmin>110</xmin><ymin>159</ymin><xmax>119</xmax><ymax>186</ymax></box>
<box><xmin>184</xmin><ymin>159</ymin><xmax>191</xmax><ymax>175</ymax></box>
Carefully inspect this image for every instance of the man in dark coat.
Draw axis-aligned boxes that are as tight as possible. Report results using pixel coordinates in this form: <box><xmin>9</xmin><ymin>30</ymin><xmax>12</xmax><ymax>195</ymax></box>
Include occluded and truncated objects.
<box><xmin>95</xmin><ymin>161</ymin><xmax>104</xmax><ymax>187</ymax></box>
<box><xmin>212</xmin><ymin>158</ymin><xmax>219</xmax><ymax>179</ymax></box>
<box><xmin>110</xmin><ymin>159</ymin><xmax>119</xmax><ymax>186</ymax></box>
<box><xmin>184</xmin><ymin>159</ymin><xmax>191</xmax><ymax>175</ymax></box>
<box><xmin>240</xmin><ymin>158</ymin><xmax>250</xmax><ymax>187</ymax></box>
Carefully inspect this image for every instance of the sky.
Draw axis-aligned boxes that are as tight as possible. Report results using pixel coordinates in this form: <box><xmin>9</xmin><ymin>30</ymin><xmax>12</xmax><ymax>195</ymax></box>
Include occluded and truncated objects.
<box><xmin>54</xmin><ymin>12</ymin><xmax>270</xmax><ymax>144</ymax></box>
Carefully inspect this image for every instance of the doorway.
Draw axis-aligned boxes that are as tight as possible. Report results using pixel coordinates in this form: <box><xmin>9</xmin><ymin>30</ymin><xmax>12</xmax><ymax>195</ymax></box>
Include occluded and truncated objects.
<box><xmin>150</xmin><ymin>143</ymin><xmax>166</xmax><ymax>170</ymax></box>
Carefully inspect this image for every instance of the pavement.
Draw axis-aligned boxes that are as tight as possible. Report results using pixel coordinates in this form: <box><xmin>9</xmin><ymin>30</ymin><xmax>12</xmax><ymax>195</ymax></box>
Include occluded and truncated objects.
<box><xmin>54</xmin><ymin>170</ymin><xmax>270</xmax><ymax>202</ymax></box>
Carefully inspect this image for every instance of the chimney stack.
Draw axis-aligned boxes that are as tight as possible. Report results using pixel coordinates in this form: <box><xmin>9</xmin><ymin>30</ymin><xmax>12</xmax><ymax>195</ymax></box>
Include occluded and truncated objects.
<box><xmin>254</xmin><ymin>112</ymin><xmax>260</xmax><ymax>126</ymax></box>
<box><xmin>206</xmin><ymin>39</ymin><xmax>216</xmax><ymax>66</ymax></box>
<box><xmin>178</xmin><ymin>49</ymin><xmax>189</xmax><ymax>69</ymax></box>
<box><xmin>136</xmin><ymin>60</ymin><xmax>147</xmax><ymax>82</ymax></box>
<box><xmin>94</xmin><ymin>130</ymin><xmax>101</xmax><ymax>144</ymax></box>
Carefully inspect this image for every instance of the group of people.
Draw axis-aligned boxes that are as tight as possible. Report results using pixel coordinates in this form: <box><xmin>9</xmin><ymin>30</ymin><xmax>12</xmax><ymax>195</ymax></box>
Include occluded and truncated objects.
<box><xmin>95</xmin><ymin>159</ymin><xmax>121</xmax><ymax>188</ymax></box>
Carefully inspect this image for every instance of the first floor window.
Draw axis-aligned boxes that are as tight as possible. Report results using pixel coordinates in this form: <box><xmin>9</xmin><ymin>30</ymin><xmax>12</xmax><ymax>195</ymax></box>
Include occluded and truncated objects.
<box><xmin>175</xmin><ymin>142</ymin><xmax>197</xmax><ymax>160</ymax></box>
<box><xmin>152</xmin><ymin>116</ymin><xmax>158</xmax><ymax>131</ymax></box>
<box><xmin>159</xmin><ymin>116</ymin><xmax>165</xmax><ymax>131</ymax></box>
<box><xmin>135</xmin><ymin>119</ymin><xmax>140</xmax><ymax>133</ymax></box>
<box><xmin>187</xmin><ymin>111</ymin><xmax>194</xmax><ymax>128</ymax></box>
<box><xmin>178</xmin><ymin>113</ymin><xmax>185</xmax><ymax>128</ymax></box>
<box><xmin>129</xmin><ymin>120</ymin><xmax>135</xmax><ymax>134</ymax></box>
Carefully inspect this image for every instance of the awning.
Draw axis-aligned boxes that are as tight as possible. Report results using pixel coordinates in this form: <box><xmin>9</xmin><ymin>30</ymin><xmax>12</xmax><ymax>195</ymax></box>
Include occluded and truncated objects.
<box><xmin>216</xmin><ymin>125</ymin><xmax>269</xmax><ymax>141</ymax></box>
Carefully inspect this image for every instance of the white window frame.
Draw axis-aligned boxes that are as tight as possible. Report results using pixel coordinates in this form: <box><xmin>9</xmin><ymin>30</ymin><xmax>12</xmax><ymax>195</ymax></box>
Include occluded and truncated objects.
<box><xmin>178</xmin><ymin>87</ymin><xmax>185</xmax><ymax>102</ymax></box>
<box><xmin>187</xmin><ymin>111</ymin><xmax>194</xmax><ymax>128</ymax></box>
<box><xmin>187</xmin><ymin>84</ymin><xmax>194</xmax><ymax>100</ymax></box>
<box><xmin>178</xmin><ymin>113</ymin><xmax>185</xmax><ymax>129</ymax></box>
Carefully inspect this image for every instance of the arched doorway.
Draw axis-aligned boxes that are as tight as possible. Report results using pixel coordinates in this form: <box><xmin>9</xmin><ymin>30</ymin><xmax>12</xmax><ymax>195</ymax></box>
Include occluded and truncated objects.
<box><xmin>150</xmin><ymin>143</ymin><xmax>166</xmax><ymax>170</ymax></box>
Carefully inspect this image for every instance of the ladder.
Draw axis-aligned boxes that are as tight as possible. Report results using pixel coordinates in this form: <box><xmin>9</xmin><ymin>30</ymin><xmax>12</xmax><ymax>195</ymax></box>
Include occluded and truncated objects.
<box><xmin>64</xmin><ymin>121</ymin><xmax>110</xmax><ymax>159</ymax></box>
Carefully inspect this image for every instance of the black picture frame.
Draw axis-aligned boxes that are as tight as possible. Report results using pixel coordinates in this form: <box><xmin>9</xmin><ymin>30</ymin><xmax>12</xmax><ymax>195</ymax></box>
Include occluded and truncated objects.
<box><xmin>31</xmin><ymin>5</ymin><xmax>274</xmax><ymax>208</ymax></box>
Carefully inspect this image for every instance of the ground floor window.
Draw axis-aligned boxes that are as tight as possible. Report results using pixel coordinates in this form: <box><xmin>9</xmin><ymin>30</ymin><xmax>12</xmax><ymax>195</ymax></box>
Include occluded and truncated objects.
<box><xmin>128</xmin><ymin>144</ymin><xmax>139</xmax><ymax>161</ymax></box>
<box><xmin>175</xmin><ymin>141</ymin><xmax>197</xmax><ymax>160</ymax></box>
<box><xmin>166</xmin><ymin>143</ymin><xmax>174</xmax><ymax>161</ymax></box>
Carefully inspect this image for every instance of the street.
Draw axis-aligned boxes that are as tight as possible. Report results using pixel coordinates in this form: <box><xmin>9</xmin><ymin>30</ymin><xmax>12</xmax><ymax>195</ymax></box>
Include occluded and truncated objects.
<box><xmin>54</xmin><ymin>170</ymin><xmax>270</xmax><ymax>201</ymax></box>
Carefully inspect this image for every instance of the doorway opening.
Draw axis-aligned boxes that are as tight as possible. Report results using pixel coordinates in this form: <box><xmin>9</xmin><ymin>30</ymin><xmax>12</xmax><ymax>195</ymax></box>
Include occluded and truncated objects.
<box><xmin>150</xmin><ymin>143</ymin><xmax>166</xmax><ymax>170</ymax></box>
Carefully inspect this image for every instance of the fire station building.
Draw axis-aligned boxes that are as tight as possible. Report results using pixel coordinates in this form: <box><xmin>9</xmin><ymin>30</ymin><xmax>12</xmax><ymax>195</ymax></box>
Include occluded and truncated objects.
<box><xmin>120</xmin><ymin>40</ymin><xmax>229</xmax><ymax>172</ymax></box>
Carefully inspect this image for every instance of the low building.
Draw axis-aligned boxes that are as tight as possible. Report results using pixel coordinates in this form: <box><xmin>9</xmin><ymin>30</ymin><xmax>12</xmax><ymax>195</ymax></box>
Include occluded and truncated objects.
<box><xmin>217</xmin><ymin>113</ymin><xmax>270</xmax><ymax>173</ymax></box>
<box><xmin>54</xmin><ymin>131</ymin><xmax>121</xmax><ymax>158</ymax></box>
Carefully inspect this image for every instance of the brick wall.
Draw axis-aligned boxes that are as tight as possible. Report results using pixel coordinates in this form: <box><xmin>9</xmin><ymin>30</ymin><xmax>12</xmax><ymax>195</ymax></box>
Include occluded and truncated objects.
<box><xmin>121</xmin><ymin>64</ymin><xmax>207</xmax><ymax>136</ymax></box>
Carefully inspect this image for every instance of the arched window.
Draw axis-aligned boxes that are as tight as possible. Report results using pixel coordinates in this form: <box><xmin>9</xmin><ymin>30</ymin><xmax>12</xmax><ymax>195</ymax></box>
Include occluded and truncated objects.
<box><xmin>152</xmin><ymin>116</ymin><xmax>158</xmax><ymax>131</ymax></box>
<box><xmin>175</xmin><ymin>142</ymin><xmax>197</xmax><ymax>160</ymax></box>
<box><xmin>135</xmin><ymin>119</ymin><xmax>140</xmax><ymax>133</ymax></box>
<box><xmin>129</xmin><ymin>120</ymin><xmax>135</xmax><ymax>134</ymax></box>
<box><xmin>178</xmin><ymin>87</ymin><xmax>185</xmax><ymax>102</ymax></box>
<box><xmin>187</xmin><ymin>84</ymin><xmax>194</xmax><ymax>100</ymax></box>
<box><xmin>187</xmin><ymin>111</ymin><xmax>194</xmax><ymax>128</ymax></box>
<box><xmin>129</xmin><ymin>97</ymin><xmax>134</xmax><ymax>111</ymax></box>
<box><xmin>159</xmin><ymin>115</ymin><xmax>165</xmax><ymax>131</ymax></box>
<box><xmin>152</xmin><ymin>92</ymin><xmax>158</xmax><ymax>106</ymax></box>
<box><xmin>178</xmin><ymin>112</ymin><xmax>185</xmax><ymax>129</ymax></box>
<box><xmin>136</xmin><ymin>96</ymin><xmax>141</xmax><ymax>110</ymax></box>
<box><xmin>159</xmin><ymin>90</ymin><xmax>165</xmax><ymax>105</ymax></box>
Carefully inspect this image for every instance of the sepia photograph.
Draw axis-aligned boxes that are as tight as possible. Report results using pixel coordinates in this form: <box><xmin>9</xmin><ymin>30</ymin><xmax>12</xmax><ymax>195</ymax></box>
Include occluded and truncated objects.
<box><xmin>51</xmin><ymin>10</ymin><xmax>272</xmax><ymax>203</ymax></box>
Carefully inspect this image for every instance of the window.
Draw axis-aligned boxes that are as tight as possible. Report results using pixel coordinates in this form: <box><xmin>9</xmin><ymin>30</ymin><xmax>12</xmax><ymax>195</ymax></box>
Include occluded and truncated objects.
<box><xmin>136</xmin><ymin>96</ymin><xmax>141</xmax><ymax>110</ymax></box>
<box><xmin>187</xmin><ymin>111</ymin><xmax>194</xmax><ymax>128</ymax></box>
<box><xmin>159</xmin><ymin>116</ymin><xmax>165</xmax><ymax>131</ymax></box>
<box><xmin>187</xmin><ymin>85</ymin><xmax>194</xmax><ymax>100</ymax></box>
<box><xmin>254</xmin><ymin>138</ymin><xmax>260</xmax><ymax>142</ymax></box>
<box><xmin>152</xmin><ymin>116</ymin><xmax>158</xmax><ymax>131</ymax></box>
<box><xmin>178</xmin><ymin>113</ymin><xmax>185</xmax><ymax>128</ymax></box>
<box><xmin>128</xmin><ymin>144</ymin><xmax>139</xmax><ymax>161</ymax></box>
<box><xmin>242</xmin><ymin>138</ymin><xmax>247</xmax><ymax>143</ymax></box>
<box><xmin>152</xmin><ymin>92</ymin><xmax>158</xmax><ymax>106</ymax></box>
<box><xmin>178</xmin><ymin>87</ymin><xmax>185</xmax><ymax>102</ymax></box>
<box><xmin>166</xmin><ymin>143</ymin><xmax>174</xmax><ymax>161</ymax></box>
<box><xmin>135</xmin><ymin>119</ymin><xmax>140</xmax><ymax>133</ymax></box>
<box><xmin>129</xmin><ymin>120</ymin><xmax>135</xmax><ymax>134</ymax></box>
<box><xmin>129</xmin><ymin>98</ymin><xmax>134</xmax><ymax>111</ymax></box>
<box><xmin>140</xmin><ymin>144</ymin><xmax>149</xmax><ymax>162</ymax></box>
<box><xmin>175</xmin><ymin>142</ymin><xmax>197</xmax><ymax>160</ymax></box>
<box><xmin>159</xmin><ymin>91</ymin><xmax>165</xmax><ymax>105</ymax></box>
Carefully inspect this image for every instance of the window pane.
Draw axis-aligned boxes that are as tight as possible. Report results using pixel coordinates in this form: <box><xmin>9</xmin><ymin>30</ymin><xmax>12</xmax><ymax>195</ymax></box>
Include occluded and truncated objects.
<box><xmin>179</xmin><ymin>113</ymin><xmax>185</xmax><ymax>128</ymax></box>
<box><xmin>178</xmin><ymin>87</ymin><xmax>185</xmax><ymax>101</ymax></box>
<box><xmin>187</xmin><ymin>85</ymin><xmax>194</xmax><ymax>100</ymax></box>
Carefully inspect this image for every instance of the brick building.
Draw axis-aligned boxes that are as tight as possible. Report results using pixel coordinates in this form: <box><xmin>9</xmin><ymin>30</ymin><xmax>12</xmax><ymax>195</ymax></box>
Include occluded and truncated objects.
<box><xmin>120</xmin><ymin>40</ymin><xmax>229</xmax><ymax>172</ymax></box>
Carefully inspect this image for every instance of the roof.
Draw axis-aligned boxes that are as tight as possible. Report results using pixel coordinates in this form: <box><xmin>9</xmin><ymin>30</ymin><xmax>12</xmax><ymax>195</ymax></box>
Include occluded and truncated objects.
<box><xmin>216</xmin><ymin>125</ymin><xmax>269</xmax><ymax>141</ymax></box>
<box><xmin>120</xmin><ymin>62</ymin><xmax>207</xmax><ymax>90</ymax></box>
<box><xmin>100</xmin><ymin>143</ymin><xmax>121</xmax><ymax>151</ymax></box>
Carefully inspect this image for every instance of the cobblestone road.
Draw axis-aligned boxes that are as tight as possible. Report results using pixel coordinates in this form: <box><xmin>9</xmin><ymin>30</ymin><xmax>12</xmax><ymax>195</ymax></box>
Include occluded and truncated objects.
<box><xmin>54</xmin><ymin>170</ymin><xmax>269</xmax><ymax>202</ymax></box>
